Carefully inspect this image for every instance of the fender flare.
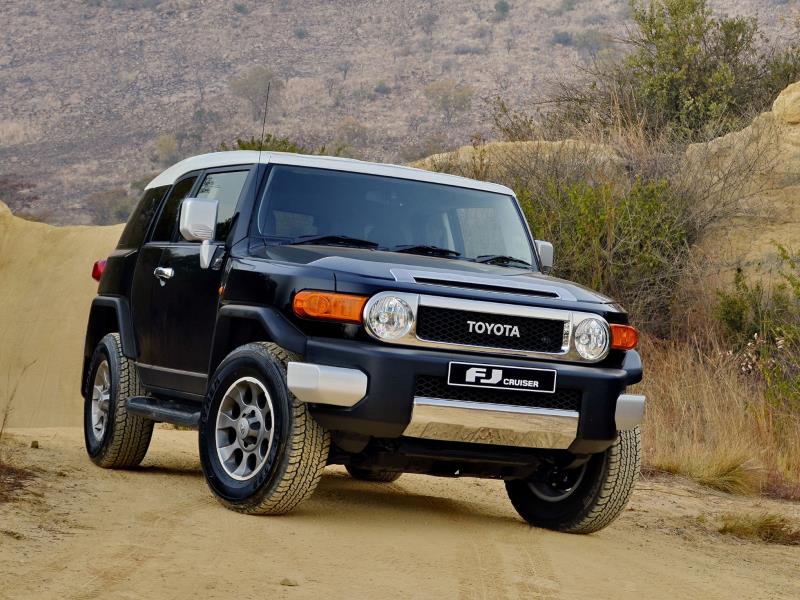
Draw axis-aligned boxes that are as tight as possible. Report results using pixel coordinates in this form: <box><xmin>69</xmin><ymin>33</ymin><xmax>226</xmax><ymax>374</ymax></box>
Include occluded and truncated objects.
<box><xmin>208</xmin><ymin>304</ymin><xmax>307</xmax><ymax>374</ymax></box>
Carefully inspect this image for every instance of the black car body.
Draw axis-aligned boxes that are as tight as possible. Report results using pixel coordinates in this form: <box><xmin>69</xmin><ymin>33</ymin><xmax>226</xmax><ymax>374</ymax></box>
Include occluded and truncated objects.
<box><xmin>82</xmin><ymin>151</ymin><xmax>644</xmax><ymax>532</ymax></box>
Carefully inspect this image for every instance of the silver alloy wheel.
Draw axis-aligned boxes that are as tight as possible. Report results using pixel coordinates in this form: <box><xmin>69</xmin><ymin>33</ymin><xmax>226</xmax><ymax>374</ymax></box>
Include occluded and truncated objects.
<box><xmin>528</xmin><ymin>462</ymin><xmax>589</xmax><ymax>503</ymax></box>
<box><xmin>91</xmin><ymin>360</ymin><xmax>111</xmax><ymax>442</ymax></box>
<box><xmin>215</xmin><ymin>376</ymin><xmax>275</xmax><ymax>481</ymax></box>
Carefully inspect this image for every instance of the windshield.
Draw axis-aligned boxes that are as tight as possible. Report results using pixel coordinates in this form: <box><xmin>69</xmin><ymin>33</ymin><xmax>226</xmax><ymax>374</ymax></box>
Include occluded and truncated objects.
<box><xmin>254</xmin><ymin>165</ymin><xmax>535</xmax><ymax>267</ymax></box>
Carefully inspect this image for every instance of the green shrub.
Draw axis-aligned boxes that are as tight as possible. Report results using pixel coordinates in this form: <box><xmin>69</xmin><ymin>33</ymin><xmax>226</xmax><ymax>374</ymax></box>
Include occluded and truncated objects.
<box><xmin>86</xmin><ymin>188</ymin><xmax>137</xmax><ymax>224</ymax></box>
<box><xmin>220</xmin><ymin>134</ymin><xmax>346</xmax><ymax>157</ymax></box>
<box><xmin>229</xmin><ymin>66</ymin><xmax>283</xmax><ymax>120</ymax></box>
<box><xmin>424</xmin><ymin>79</ymin><xmax>473</xmax><ymax>123</ymax></box>
<box><xmin>544</xmin><ymin>0</ymin><xmax>800</xmax><ymax>139</ymax></box>
<box><xmin>551</xmin><ymin>31</ymin><xmax>573</xmax><ymax>46</ymax></box>
<box><xmin>716</xmin><ymin>247</ymin><xmax>800</xmax><ymax>412</ymax></box>
<box><xmin>517</xmin><ymin>179</ymin><xmax>690</xmax><ymax>329</ymax></box>
<box><xmin>493</xmin><ymin>1</ymin><xmax>510</xmax><ymax>21</ymax></box>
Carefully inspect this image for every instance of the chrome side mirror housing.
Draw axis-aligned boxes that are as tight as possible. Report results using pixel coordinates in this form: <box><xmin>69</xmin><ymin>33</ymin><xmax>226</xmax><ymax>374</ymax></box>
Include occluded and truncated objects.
<box><xmin>535</xmin><ymin>240</ymin><xmax>554</xmax><ymax>274</ymax></box>
<box><xmin>179</xmin><ymin>198</ymin><xmax>218</xmax><ymax>269</ymax></box>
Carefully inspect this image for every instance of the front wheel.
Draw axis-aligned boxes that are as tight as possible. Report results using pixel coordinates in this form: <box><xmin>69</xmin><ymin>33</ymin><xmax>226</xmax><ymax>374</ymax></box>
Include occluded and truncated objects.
<box><xmin>198</xmin><ymin>343</ymin><xmax>330</xmax><ymax>515</ymax></box>
<box><xmin>505</xmin><ymin>427</ymin><xmax>641</xmax><ymax>534</ymax></box>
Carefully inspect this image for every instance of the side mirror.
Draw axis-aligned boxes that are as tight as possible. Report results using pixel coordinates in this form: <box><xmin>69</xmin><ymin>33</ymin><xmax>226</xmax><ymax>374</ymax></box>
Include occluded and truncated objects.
<box><xmin>179</xmin><ymin>198</ymin><xmax>218</xmax><ymax>269</ymax></box>
<box><xmin>535</xmin><ymin>240</ymin><xmax>554</xmax><ymax>274</ymax></box>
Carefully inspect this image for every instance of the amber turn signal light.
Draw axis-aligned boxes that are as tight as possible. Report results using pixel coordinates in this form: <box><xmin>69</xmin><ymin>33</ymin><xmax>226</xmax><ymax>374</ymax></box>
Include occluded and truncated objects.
<box><xmin>610</xmin><ymin>324</ymin><xmax>638</xmax><ymax>350</ymax></box>
<box><xmin>293</xmin><ymin>291</ymin><xmax>368</xmax><ymax>324</ymax></box>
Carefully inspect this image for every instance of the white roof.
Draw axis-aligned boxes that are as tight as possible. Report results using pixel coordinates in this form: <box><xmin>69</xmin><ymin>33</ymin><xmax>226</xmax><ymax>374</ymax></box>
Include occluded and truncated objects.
<box><xmin>145</xmin><ymin>151</ymin><xmax>514</xmax><ymax>196</ymax></box>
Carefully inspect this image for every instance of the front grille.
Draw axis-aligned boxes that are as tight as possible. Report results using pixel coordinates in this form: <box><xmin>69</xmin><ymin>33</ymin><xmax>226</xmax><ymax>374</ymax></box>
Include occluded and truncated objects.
<box><xmin>415</xmin><ymin>376</ymin><xmax>581</xmax><ymax>412</ymax></box>
<box><xmin>415</xmin><ymin>306</ymin><xmax>567</xmax><ymax>353</ymax></box>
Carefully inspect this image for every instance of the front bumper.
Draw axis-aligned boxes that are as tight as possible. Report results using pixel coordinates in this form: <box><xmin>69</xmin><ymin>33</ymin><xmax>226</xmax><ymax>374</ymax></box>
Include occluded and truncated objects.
<box><xmin>291</xmin><ymin>337</ymin><xmax>644</xmax><ymax>453</ymax></box>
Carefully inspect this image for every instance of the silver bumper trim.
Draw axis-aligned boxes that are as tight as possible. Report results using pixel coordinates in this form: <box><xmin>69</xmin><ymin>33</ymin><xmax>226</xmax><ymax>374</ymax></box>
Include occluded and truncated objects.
<box><xmin>286</xmin><ymin>362</ymin><xmax>367</xmax><ymax>407</ymax></box>
<box><xmin>403</xmin><ymin>397</ymin><xmax>579</xmax><ymax>449</ymax></box>
<box><xmin>615</xmin><ymin>394</ymin><xmax>646</xmax><ymax>430</ymax></box>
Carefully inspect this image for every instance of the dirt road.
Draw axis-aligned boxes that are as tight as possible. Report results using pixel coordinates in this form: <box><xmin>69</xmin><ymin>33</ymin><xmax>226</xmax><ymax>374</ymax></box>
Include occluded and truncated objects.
<box><xmin>1</xmin><ymin>427</ymin><xmax>798</xmax><ymax>600</ymax></box>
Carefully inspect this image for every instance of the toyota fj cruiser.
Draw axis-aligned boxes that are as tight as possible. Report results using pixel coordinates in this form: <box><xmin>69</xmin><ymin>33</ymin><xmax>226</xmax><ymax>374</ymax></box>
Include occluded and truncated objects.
<box><xmin>83</xmin><ymin>151</ymin><xmax>644</xmax><ymax>533</ymax></box>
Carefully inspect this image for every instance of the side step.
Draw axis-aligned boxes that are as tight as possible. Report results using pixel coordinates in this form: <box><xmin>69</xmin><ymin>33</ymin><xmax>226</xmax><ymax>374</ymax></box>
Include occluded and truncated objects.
<box><xmin>126</xmin><ymin>396</ymin><xmax>201</xmax><ymax>429</ymax></box>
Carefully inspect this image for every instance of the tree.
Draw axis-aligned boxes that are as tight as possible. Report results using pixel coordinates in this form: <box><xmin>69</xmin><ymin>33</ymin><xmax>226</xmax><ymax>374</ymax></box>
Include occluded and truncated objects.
<box><xmin>85</xmin><ymin>188</ymin><xmax>137</xmax><ymax>225</ymax></box>
<box><xmin>229</xmin><ymin>66</ymin><xmax>284</xmax><ymax>120</ymax></box>
<box><xmin>493</xmin><ymin>1</ymin><xmax>510</xmax><ymax>21</ymax></box>
<box><xmin>424</xmin><ymin>79</ymin><xmax>473</xmax><ymax>123</ymax></box>
<box><xmin>543</xmin><ymin>0</ymin><xmax>800</xmax><ymax>139</ymax></box>
<box><xmin>154</xmin><ymin>133</ymin><xmax>179</xmax><ymax>166</ymax></box>
<box><xmin>336</xmin><ymin>60</ymin><xmax>353</xmax><ymax>81</ymax></box>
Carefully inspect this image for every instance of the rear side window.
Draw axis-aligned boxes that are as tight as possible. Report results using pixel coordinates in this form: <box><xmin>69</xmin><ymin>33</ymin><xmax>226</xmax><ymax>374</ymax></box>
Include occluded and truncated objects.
<box><xmin>151</xmin><ymin>176</ymin><xmax>197</xmax><ymax>242</ymax></box>
<box><xmin>116</xmin><ymin>186</ymin><xmax>169</xmax><ymax>249</ymax></box>
<box><xmin>195</xmin><ymin>170</ymin><xmax>249</xmax><ymax>240</ymax></box>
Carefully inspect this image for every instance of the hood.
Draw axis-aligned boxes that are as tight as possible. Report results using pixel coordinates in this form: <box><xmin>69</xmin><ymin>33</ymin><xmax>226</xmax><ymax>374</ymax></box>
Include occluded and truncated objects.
<box><xmin>256</xmin><ymin>244</ymin><xmax>615</xmax><ymax>304</ymax></box>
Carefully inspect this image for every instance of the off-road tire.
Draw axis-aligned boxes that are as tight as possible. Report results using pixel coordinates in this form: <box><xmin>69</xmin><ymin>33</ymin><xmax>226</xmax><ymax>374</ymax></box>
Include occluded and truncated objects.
<box><xmin>345</xmin><ymin>465</ymin><xmax>402</xmax><ymax>483</ymax></box>
<box><xmin>506</xmin><ymin>427</ymin><xmax>641</xmax><ymax>534</ymax></box>
<box><xmin>199</xmin><ymin>342</ymin><xmax>330</xmax><ymax>515</ymax></box>
<box><xmin>84</xmin><ymin>333</ymin><xmax>154</xmax><ymax>468</ymax></box>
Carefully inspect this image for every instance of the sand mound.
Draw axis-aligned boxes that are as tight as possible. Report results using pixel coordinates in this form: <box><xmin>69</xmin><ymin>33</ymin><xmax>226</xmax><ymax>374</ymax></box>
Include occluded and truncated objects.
<box><xmin>0</xmin><ymin>201</ymin><xmax>122</xmax><ymax>427</ymax></box>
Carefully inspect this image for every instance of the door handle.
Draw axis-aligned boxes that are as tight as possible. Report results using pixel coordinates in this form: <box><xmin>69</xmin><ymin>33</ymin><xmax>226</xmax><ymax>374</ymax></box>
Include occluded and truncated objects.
<box><xmin>153</xmin><ymin>267</ymin><xmax>174</xmax><ymax>286</ymax></box>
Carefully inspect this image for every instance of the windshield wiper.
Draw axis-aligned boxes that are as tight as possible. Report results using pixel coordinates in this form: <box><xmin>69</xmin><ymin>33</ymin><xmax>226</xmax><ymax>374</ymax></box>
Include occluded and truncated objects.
<box><xmin>289</xmin><ymin>234</ymin><xmax>379</xmax><ymax>249</ymax></box>
<box><xmin>391</xmin><ymin>244</ymin><xmax>461</xmax><ymax>258</ymax></box>
<box><xmin>473</xmin><ymin>254</ymin><xmax>532</xmax><ymax>268</ymax></box>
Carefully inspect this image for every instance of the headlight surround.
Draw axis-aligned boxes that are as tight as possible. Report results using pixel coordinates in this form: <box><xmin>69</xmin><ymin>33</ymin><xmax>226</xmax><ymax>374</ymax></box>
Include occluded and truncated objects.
<box><xmin>573</xmin><ymin>317</ymin><xmax>610</xmax><ymax>361</ymax></box>
<box><xmin>365</xmin><ymin>295</ymin><xmax>415</xmax><ymax>340</ymax></box>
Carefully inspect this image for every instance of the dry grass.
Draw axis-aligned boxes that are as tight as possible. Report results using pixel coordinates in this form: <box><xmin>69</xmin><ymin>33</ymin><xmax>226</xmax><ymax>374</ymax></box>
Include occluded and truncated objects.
<box><xmin>0</xmin><ymin>368</ymin><xmax>37</xmax><ymax>503</ymax></box>
<box><xmin>718</xmin><ymin>512</ymin><xmax>800</xmax><ymax>545</ymax></box>
<box><xmin>639</xmin><ymin>336</ymin><xmax>800</xmax><ymax>499</ymax></box>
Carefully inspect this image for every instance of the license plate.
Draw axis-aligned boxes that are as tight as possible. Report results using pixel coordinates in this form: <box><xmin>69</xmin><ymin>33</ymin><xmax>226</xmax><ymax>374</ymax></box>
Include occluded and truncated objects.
<box><xmin>447</xmin><ymin>362</ymin><xmax>557</xmax><ymax>393</ymax></box>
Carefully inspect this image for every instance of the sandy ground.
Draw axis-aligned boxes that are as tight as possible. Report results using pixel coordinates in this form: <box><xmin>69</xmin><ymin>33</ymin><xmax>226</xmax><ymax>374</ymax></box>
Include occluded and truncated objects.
<box><xmin>1</xmin><ymin>427</ymin><xmax>798</xmax><ymax>600</ymax></box>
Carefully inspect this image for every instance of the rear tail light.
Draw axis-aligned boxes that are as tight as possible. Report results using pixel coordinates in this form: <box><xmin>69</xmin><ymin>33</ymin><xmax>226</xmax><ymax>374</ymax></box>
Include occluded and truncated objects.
<box><xmin>92</xmin><ymin>259</ymin><xmax>107</xmax><ymax>282</ymax></box>
<box><xmin>293</xmin><ymin>291</ymin><xmax>368</xmax><ymax>324</ymax></box>
<box><xmin>610</xmin><ymin>324</ymin><xmax>638</xmax><ymax>350</ymax></box>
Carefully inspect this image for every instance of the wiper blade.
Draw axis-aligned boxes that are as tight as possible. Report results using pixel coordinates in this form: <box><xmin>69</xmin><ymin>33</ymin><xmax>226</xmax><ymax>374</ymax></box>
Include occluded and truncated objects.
<box><xmin>289</xmin><ymin>234</ymin><xmax>379</xmax><ymax>249</ymax></box>
<box><xmin>474</xmin><ymin>254</ymin><xmax>532</xmax><ymax>268</ymax></box>
<box><xmin>391</xmin><ymin>244</ymin><xmax>461</xmax><ymax>258</ymax></box>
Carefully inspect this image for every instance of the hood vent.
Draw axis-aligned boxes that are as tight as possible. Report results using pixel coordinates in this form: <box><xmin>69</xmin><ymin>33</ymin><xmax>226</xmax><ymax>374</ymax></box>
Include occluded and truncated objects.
<box><xmin>391</xmin><ymin>268</ymin><xmax>576</xmax><ymax>302</ymax></box>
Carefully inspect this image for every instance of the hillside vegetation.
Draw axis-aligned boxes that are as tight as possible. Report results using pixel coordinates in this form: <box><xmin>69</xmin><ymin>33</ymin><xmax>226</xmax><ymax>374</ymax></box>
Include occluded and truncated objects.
<box><xmin>0</xmin><ymin>0</ymin><xmax>796</xmax><ymax>222</ymax></box>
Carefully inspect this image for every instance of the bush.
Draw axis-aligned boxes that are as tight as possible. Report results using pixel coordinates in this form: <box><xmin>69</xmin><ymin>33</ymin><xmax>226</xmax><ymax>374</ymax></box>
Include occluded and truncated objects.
<box><xmin>518</xmin><ymin>179</ymin><xmax>690</xmax><ymax>329</ymax></box>
<box><xmin>85</xmin><ymin>188</ymin><xmax>137</xmax><ymax>225</ymax></box>
<box><xmin>493</xmin><ymin>1</ymin><xmax>510</xmax><ymax>21</ymax></box>
<box><xmin>545</xmin><ymin>0</ymin><xmax>800</xmax><ymax>139</ymax></box>
<box><xmin>233</xmin><ymin>2</ymin><xmax>249</xmax><ymax>14</ymax></box>
<box><xmin>220</xmin><ymin>133</ymin><xmax>346</xmax><ymax>157</ymax></box>
<box><xmin>293</xmin><ymin>26</ymin><xmax>308</xmax><ymax>39</ymax></box>
<box><xmin>154</xmin><ymin>133</ymin><xmax>179</xmax><ymax>166</ymax></box>
<box><xmin>424</xmin><ymin>79</ymin><xmax>473</xmax><ymax>123</ymax></box>
<box><xmin>550</xmin><ymin>31</ymin><xmax>573</xmax><ymax>46</ymax></box>
<box><xmin>373</xmin><ymin>82</ymin><xmax>391</xmax><ymax>95</ymax></box>
<box><xmin>229</xmin><ymin>66</ymin><xmax>283</xmax><ymax>120</ymax></box>
<box><xmin>716</xmin><ymin>247</ymin><xmax>800</xmax><ymax>413</ymax></box>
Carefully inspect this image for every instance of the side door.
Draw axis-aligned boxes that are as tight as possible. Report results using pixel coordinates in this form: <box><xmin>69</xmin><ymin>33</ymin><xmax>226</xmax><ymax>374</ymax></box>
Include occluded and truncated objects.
<box><xmin>147</xmin><ymin>167</ymin><xmax>253</xmax><ymax>396</ymax></box>
<box><xmin>130</xmin><ymin>173</ymin><xmax>199</xmax><ymax>371</ymax></box>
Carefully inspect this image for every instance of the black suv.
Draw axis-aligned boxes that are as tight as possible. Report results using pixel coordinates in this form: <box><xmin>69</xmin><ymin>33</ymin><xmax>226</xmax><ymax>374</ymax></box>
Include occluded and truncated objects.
<box><xmin>83</xmin><ymin>151</ymin><xmax>644</xmax><ymax>533</ymax></box>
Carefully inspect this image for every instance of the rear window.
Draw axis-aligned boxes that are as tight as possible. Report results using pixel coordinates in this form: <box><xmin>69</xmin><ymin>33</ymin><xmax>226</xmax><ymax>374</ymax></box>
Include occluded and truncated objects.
<box><xmin>116</xmin><ymin>186</ymin><xmax>169</xmax><ymax>249</ymax></box>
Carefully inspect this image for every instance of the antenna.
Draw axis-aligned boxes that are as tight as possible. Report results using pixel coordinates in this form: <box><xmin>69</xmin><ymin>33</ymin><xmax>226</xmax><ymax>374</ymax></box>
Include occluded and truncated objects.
<box><xmin>256</xmin><ymin>81</ymin><xmax>271</xmax><ymax>165</ymax></box>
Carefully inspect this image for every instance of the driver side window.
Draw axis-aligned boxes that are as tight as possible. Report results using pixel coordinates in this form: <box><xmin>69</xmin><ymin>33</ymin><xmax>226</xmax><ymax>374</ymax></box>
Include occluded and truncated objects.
<box><xmin>195</xmin><ymin>170</ymin><xmax>249</xmax><ymax>240</ymax></box>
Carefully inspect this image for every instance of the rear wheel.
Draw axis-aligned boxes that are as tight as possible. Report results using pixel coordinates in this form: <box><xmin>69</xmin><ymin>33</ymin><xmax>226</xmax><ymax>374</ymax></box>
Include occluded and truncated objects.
<box><xmin>505</xmin><ymin>427</ymin><xmax>641</xmax><ymax>534</ymax></box>
<box><xmin>83</xmin><ymin>333</ymin><xmax>154</xmax><ymax>468</ymax></box>
<box><xmin>199</xmin><ymin>343</ymin><xmax>330</xmax><ymax>514</ymax></box>
<box><xmin>345</xmin><ymin>465</ymin><xmax>402</xmax><ymax>483</ymax></box>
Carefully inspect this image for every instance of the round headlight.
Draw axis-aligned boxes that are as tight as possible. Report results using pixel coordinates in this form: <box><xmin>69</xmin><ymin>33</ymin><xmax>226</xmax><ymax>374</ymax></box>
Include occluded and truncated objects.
<box><xmin>366</xmin><ymin>295</ymin><xmax>414</xmax><ymax>340</ymax></box>
<box><xmin>573</xmin><ymin>318</ymin><xmax>609</xmax><ymax>361</ymax></box>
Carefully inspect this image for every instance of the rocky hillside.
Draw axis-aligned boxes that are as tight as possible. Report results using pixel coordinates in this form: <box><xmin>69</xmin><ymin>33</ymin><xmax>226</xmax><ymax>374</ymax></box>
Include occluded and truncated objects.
<box><xmin>0</xmin><ymin>0</ymin><xmax>794</xmax><ymax>223</ymax></box>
